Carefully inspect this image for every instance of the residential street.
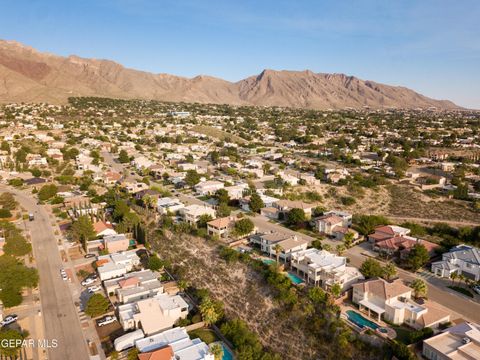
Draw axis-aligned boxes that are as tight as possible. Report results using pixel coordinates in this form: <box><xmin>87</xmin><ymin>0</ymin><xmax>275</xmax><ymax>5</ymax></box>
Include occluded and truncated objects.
<box><xmin>3</xmin><ymin>186</ymin><xmax>90</xmax><ymax>360</ymax></box>
<box><xmin>346</xmin><ymin>243</ymin><xmax>480</xmax><ymax>323</ymax></box>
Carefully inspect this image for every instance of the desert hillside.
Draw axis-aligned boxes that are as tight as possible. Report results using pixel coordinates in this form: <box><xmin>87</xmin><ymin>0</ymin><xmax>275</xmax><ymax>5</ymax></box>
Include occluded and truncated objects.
<box><xmin>0</xmin><ymin>40</ymin><xmax>459</xmax><ymax>109</ymax></box>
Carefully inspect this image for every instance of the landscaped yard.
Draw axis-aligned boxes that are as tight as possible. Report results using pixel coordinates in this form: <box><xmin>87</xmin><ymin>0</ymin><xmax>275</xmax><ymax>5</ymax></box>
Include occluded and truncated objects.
<box><xmin>447</xmin><ymin>286</ymin><xmax>474</xmax><ymax>298</ymax></box>
<box><xmin>390</xmin><ymin>325</ymin><xmax>413</xmax><ymax>344</ymax></box>
<box><xmin>188</xmin><ymin>328</ymin><xmax>219</xmax><ymax>344</ymax></box>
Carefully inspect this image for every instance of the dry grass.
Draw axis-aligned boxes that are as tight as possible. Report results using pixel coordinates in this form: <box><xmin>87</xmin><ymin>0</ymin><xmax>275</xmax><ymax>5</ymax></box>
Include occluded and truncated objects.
<box><xmin>151</xmin><ymin>230</ymin><xmax>337</xmax><ymax>359</ymax></box>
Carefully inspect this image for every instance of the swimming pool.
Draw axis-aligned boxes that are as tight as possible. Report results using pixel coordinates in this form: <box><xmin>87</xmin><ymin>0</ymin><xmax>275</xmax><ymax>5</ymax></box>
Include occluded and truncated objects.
<box><xmin>346</xmin><ymin>310</ymin><xmax>379</xmax><ymax>330</ymax></box>
<box><xmin>286</xmin><ymin>272</ymin><xmax>304</xmax><ymax>285</ymax></box>
<box><xmin>221</xmin><ymin>342</ymin><xmax>234</xmax><ymax>360</ymax></box>
<box><xmin>262</xmin><ymin>258</ymin><xmax>275</xmax><ymax>265</ymax></box>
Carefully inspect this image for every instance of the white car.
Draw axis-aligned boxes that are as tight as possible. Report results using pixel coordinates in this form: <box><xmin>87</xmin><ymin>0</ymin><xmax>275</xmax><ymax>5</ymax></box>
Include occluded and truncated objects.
<box><xmin>473</xmin><ymin>285</ymin><xmax>480</xmax><ymax>295</ymax></box>
<box><xmin>97</xmin><ymin>316</ymin><xmax>116</xmax><ymax>327</ymax></box>
<box><xmin>1</xmin><ymin>314</ymin><xmax>18</xmax><ymax>326</ymax></box>
<box><xmin>87</xmin><ymin>285</ymin><xmax>102</xmax><ymax>293</ymax></box>
<box><xmin>81</xmin><ymin>277</ymin><xmax>95</xmax><ymax>286</ymax></box>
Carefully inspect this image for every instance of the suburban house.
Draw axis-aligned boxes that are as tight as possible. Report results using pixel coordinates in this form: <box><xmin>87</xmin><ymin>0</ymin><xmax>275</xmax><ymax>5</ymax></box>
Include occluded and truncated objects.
<box><xmin>291</xmin><ymin>248</ymin><xmax>364</xmax><ymax>290</ymax></box>
<box><xmin>181</xmin><ymin>205</ymin><xmax>216</xmax><ymax>225</ymax></box>
<box><xmin>96</xmin><ymin>250</ymin><xmax>141</xmax><ymax>281</ymax></box>
<box><xmin>368</xmin><ymin>225</ymin><xmax>411</xmax><ymax>244</ymax></box>
<box><xmin>224</xmin><ymin>183</ymin><xmax>248</xmax><ymax>200</ymax></box>
<box><xmin>324</xmin><ymin>210</ymin><xmax>353</xmax><ymax>227</ymax></box>
<box><xmin>194</xmin><ymin>180</ymin><xmax>224</xmax><ymax>195</ymax></box>
<box><xmin>103</xmin><ymin>270</ymin><xmax>163</xmax><ymax>304</ymax></box>
<box><xmin>249</xmin><ymin>231</ymin><xmax>308</xmax><ymax>261</ymax></box>
<box><xmin>240</xmin><ymin>192</ymin><xmax>279</xmax><ymax>212</ymax></box>
<box><xmin>122</xmin><ymin>181</ymin><xmax>150</xmax><ymax>194</ymax></box>
<box><xmin>374</xmin><ymin>236</ymin><xmax>440</xmax><ymax>259</ymax></box>
<box><xmin>315</xmin><ymin>214</ymin><xmax>344</xmax><ymax>235</ymax></box>
<box><xmin>93</xmin><ymin>220</ymin><xmax>117</xmax><ymax>237</ymax></box>
<box><xmin>103</xmin><ymin>171</ymin><xmax>122</xmax><ymax>185</ymax></box>
<box><xmin>156</xmin><ymin>197</ymin><xmax>185</xmax><ymax>215</ymax></box>
<box><xmin>103</xmin><ymin>233</ymin><xmax>131</xmax><ymax>253</ymax></box>
<box><xmin>352</xmin><ymin>278</ymin><xmax>450</xmax><ymax>329</ymax></box>
<box><xmin>118</xmin><ymin>293</ymin><xmax>189</xmax><ymax>335</ymax></box>
<box><xmin>206</xmin><ymin>216</ymin><xmax>236</xmax><ymax>238</ymax></box>
<box><xmin>273</xmin><ymin>200</ymin><xmax>315</xmax><ymax>219</ymax></box>
<box><xmin>431</xmin><ymin>244</ymin><xmax>480</xmax><ymax>281</ymax></box>
<box><xmin>422</xmin><ymin>322</ymin><xmax>480</xmax><ymax>360</ymax></box>
<box><xmin>135</xmin><ymin>327</ymin><xmax>214</xmax><ymax>360</ymax></box>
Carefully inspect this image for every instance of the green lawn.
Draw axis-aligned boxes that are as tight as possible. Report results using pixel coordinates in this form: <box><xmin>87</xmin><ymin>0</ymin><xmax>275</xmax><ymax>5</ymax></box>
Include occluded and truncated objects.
<box><xmin>447</xmin><ymin>286</ymin><xmax>474</xmax><ymax>298</ymax></box>
<box><xmin>188</xmin><ymin>328</ymin><xmax>219</xmax><ymax>344</ymax></box>
<box><xmin>391</xmin><ymin>325</ymin><xmax>413</xmax><ymax>344</ymax></box>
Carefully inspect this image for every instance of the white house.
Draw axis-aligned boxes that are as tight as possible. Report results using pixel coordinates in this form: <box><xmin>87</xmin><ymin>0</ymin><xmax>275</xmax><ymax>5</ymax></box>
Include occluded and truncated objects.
<box><xmin>249</xmin><ymin>231</ymin><xmax>308</xmax><ymax>261</ymax></box>
<box><xmin>194</xmin><ymin>180</ymin><xmax>224</xmax><ymax>195</ymax></box>
<box><xmin>352</xmin><ymin>278</ymin><xmax>450</xmax><ymax>329</ymax></box>
<box><xmin>431</xmin><ymin>244</ymin><xmax>480</xmax><ymax>281</ymax></box>
<box><xmin>157</xmin><ymin>197</ymin><xmax>185</xmax><ymax>215</ymax></box>
<box><xmin>96</xmin><ymin>250</ymin><xmax>141</xmax><ymax>281</ymax></box>
<box><xmin>118</xmin><ymin>293</ymin><xmax>189</xmax><ymax>335</ymax></box>
<box><xmin>135</xmin><ymin>327</ymin><xmax>214</xmax><ymax>360</ymax></box>
<box><xmin>422</xmin><ymin>322</ymin><xmax>480</xmax><ymax>360</ymax></box>
<box><xmin>181</xmin><ymin>205</ymin><xmax>216</xmax><ymax>225</ymax></box>
<box><xmin>291</xmin><ymin>248</ymin><xmax>363</xmax><ymax>290</ymax></box>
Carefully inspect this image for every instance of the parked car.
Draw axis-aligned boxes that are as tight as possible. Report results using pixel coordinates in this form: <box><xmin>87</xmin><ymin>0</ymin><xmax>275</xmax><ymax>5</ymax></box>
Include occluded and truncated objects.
<box><xmin>87</xmin><ymin>285</ymin><xmax>102</xmax><ymax>293</ymax></box>
<box><xmin>60</xmin><ymin>269</ymin><xmax>68</xmax><ymax>281</ymax></box>
<box><xmin>81</xmin><ymin>277</ymin><xmax>95</xmax><ymax>286</ymax></box>
<box><xmin>84</xmin><ymin>254</ymin><xmax>96</xmax><ymax>259</ymax></box>
<box><xmin>1</xmin><ymin>314</ymin><xmax>18</xmax><ymax>326</ymax></box>
<box><xmin>97</xmin><ymin>316</ymin><xmax>116</xmax><ymax>327</ymax></box>
<box><xmin>473</xmin><ymin>285</ymin><xmax>480</xmax><ymax>295</ymax></box>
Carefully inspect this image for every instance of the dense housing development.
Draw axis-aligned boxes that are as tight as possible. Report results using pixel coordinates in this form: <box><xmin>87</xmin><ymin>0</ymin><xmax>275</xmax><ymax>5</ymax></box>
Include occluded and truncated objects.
<box><xmin>0</xmin><ymin>98</ymin><xmax>478</xmax><ymax>360</ymax></box>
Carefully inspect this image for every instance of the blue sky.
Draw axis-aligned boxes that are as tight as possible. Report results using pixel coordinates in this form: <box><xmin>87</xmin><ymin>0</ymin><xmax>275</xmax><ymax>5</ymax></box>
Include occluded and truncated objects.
<box><xmin>1</xmin><ymin>0</ymin><xmax>479</xmax><ymax>108</ymax></box>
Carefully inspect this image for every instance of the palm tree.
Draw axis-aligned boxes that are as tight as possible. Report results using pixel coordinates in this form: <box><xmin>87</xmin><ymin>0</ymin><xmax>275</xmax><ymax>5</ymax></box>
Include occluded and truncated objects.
<box><xmin>458</xmin><ymin>273</ymin><xmax>467</xmax><ymax>287</ymax></box>
<box><xmin>336</xmin><ymin>244</ymin><xmax>346</xmax><ymax>256</ymax></box>
<box><xmin>450</xmin><ymin>272</ymin><xmax>458</xmax><ymax>285</ymax></box>
<box><xmin>209</xmin><ymin>343</ymin><xmax>224</xmax><ymax>360</ymax></box>
<box><xmin>273</xmin><ymin>244</ymin><xmax>284</xmax><ymax>265</ymax></box>
<box><xmin>411</xmin><ymin>279</ymin><xmax>427</xmax><ymax>299</ymax></box>
<box><xmin>330</xmin><ymin>283</ymin><xmax>342</xmax><ymax>299</ymax></box>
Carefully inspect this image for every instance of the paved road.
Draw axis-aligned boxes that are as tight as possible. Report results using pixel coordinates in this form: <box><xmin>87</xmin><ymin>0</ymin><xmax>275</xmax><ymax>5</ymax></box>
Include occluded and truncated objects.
<box><xmin>5</xmin><ymin>187</ymin><xmax>90</xmax><ymax>360</ymax></box>
<box><xmin>346</xmin><ymin>243</ymin><xmax>480</xmax><ymax>323</ymax></box>
<box><xmin>101</xmin><ymin>150</ymin><xmax>138</xmax><ymax>182</ymax></box>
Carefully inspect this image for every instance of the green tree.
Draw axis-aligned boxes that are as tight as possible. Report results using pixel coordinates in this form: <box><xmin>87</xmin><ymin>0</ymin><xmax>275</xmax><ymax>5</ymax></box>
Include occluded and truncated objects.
<box><xmin>4</xmin><ymin>233</ymin><xmax>32</xmax><ymax>257</ymax></box>
<box><xmin>330</xmin><ymin>283</ymin><xmax>342</xmax><ymax>299</ymax></box>
<box><xmin>360</xmin><ymin>258</ymin><xmax>384</xmax><ymax>278</ymax></box>
<box><xmin>273</xmin><ymin>244</ymin><xmax>284</xmax><ymax>264</ymax></box>
<box><xmin>199</xmin><ymin>297</ymin><xmax>223</xmax><ymax>325</ymax></box>
<box><xmin>0</xmin><ymin>329</ymin><xmax>24</xmax><ymax>357</ymax></box>
<box><xmin>215</xmin><ymin>189</ymin><xmax>230</xmax><ymax>204</ymax></box>
<box><xmin>118</xmin><ymin>149</ymin><xmax>130</xmax><ymax>164</ymax></box>
<box><xmin>85</xmin><ymin>293</ymin><xmax>109</xmax><ymax>317</ymax></box>
<box><xmin>353</xmin><ymin>214</ymin><xmax>389</xmax><ymax>235</ymax></box>
<box><xmin>185</xmin><ymin>170</ymin><xmax>201</xmax><ymax>186</ymax></box>
<box><xmin>383</xmin><ymin>262</ymin><xmax>397</xmax><ymax>281</ymax></box>
<box><xmin>210</xmin><ymin>343</ymin><xmax>224</xmax><ymax>360</ymax></box>
<box><xmin>216</xmin><ymin>202</ymin><xmax>231</xmax><ymax>217</ymax></box>
<box><xmin>0</xmin><ymin>255</ymin><xmax>39</xmax><ymax>307</ymax></box>
<box><xmin>0</xmin><ymin>209</ymin><xmax>12</xmax><ymax>218</ymax></box>
<box><xmin>38</xmin><ymin>184</ymin><xmax>58</xmax><ymax>201</ymax></box>
<box><xmin>71</xmin><ymin>215</ymin><xmax>96</xmax><ymax>250</ymax></box>
<box><xmin>148</xmin><ymin>254</ymin><xmax>164</xmax><ymax>271</ymax></box>
<box><xmin>410</xmin><ymin>279</ymin><xmax>427</xmax><ymax>298</ymax></box>
<box><xmin>233</xmin><ymin>218</ymin><xmax>255</xmax><ymax>236</ymax></box>
<box><xmin>126</xmin><ymin>348</ymin><xmax>139</xmax><ymax>360</ymax></box>
<box><xmin>249</xmin><ymin>192</ymin><xmax>264</xmax><ymax>213</ymax></box>
<box><xmin>0</xmin><ymin>193</ymin><xmax>17</xmax><ymax>211</ymax></box>
<box><xmin>0</xmin><ymin>141</ymin><xmax>10</xmax><ymax>154</ymax></box>
<box><xmin>407</xmin><ymin>244</ymin><xmax>430</xmax><ymax>271</ymax></box>
<box><xmin>286</xmin><ymin>208</ymin><xmax>306</xmax><ymax>227</ymax></box>
<box><xmin>197</xmin><ymin>214</ymin><xmax>213</xmax><ymax>228</ymax></box>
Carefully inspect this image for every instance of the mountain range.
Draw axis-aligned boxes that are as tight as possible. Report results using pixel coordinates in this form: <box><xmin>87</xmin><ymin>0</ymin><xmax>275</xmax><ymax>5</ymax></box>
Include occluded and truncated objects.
<box><xmin>0</xmin><ymin>40</ymin><xmax>459</xmax><ymax>109</ymax></box>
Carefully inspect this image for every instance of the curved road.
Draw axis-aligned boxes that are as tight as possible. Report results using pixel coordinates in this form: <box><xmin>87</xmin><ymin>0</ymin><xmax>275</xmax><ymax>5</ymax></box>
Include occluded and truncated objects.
<box><xmin>5</xmin><ymin>186</ymin><xmax>90</xmax><ymax>360</ymax></box>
